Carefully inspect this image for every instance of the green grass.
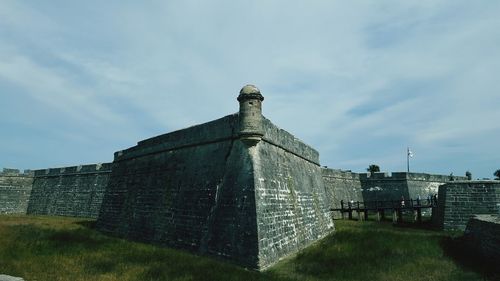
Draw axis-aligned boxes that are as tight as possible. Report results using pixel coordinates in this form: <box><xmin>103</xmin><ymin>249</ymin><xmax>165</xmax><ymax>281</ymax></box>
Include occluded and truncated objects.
<box><xmin>0</xmin><ymin>215</ymin><xmax>497</xmax><ymax>281</ymax></box>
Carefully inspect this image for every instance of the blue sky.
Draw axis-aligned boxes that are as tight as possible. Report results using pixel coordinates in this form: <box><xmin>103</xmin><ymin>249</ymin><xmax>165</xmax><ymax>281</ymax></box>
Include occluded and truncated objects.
<box><xmin>1</xmin><ymin>1</ymin><xmax>499</xmax><ymax>179</ymax></box>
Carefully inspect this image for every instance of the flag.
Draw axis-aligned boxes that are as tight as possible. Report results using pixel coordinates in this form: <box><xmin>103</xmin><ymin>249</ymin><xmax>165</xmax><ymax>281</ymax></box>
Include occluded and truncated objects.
<box><xmin>408</xmin><ymin>147</ymin><xmax>414</xmax><ymax>158</ymax></box>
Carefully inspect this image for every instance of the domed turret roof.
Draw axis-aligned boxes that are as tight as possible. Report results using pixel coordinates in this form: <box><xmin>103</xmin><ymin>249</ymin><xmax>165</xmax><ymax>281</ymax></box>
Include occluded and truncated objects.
<box><xmin>238</xmin><ymin>84</ymin><xmax>264</xmax><ymax>101</ymax></box>
<box><xmin>240</xmin><ymin>84</ymin><xmax>260</xmax><ymax>95</ymax></box>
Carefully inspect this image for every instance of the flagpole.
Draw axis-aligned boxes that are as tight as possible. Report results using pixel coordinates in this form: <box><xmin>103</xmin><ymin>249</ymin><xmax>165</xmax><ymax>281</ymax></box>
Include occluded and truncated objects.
<box><xmin>407</xmin><ymin>147</ymin><xmax>410</xmax><ymax>173</ymax></box>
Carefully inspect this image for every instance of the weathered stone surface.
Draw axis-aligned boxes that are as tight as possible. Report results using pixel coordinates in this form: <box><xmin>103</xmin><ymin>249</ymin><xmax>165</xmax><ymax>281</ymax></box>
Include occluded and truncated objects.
<box><xmin>96</xmin><ymin>107</ymin><xmax>335</xmax><ymax>270</ymax></box>
<box><xmin>360</xmin><ymin>172</ymin><xmax>464</xmax><ymax>202</ymax></box>
<box><xmin>238</xmin><ymin>84</ymin><xmax>265</xmax><ymax>146</ymax></box>
<box><xmin>254</xmin><ymin>121</ymin><xmax>333</xmax><ymax>269</ymax></box>
<box><xmin>321</xmin><ymin>169</ymin><xmax>363</xmax><ymax>218</ymax></box>
<box><xmin>319</xmin><ymin>170</ymin><xmax>460</xmax><ymax>217</ymax></box>
<box><xmin>434</xmin><ymin>181</ymin><xmax>500</xmax><ymax>230</ymax></box>
<box><xmin>239</xmin><ymin>84</ymin><xmax>261</xmax><ymax>95</ymax></box>
<box><xmin>97</xmin><ymin>115</ymin><xmax>260</xmax><ymax>268</ymax></box>
<box><xmin>261</xmin><ymin>118</ymin><xmax>319</xmax><ymax>165</ymax></box>
<box><xmin>360</xmin><ymin>172</ymin><xmax>408</xmax><ymax>201</ymax></box>
<box><xmin>27</xmin><ymin>163</ymin><xmax>111</xmax><ymax>218</ymax></box>
<box><xmin>406</xmin><ymin>173</ymin><xmax>457</xmax><ymax>199</ymax></box>
<box><xmin>0</xmin><ymin>169</ymin><xmax>33</xmax><ymax>214</ymax></box>
<box><xmin>0</xmin><ymin>274</ymin><xmax>24</xmax><ymax>281</ymax></box>
<box><xmin>464</xmin><ymin>215</ymin><xmax>500</xmax><ymax>264</ymax></box>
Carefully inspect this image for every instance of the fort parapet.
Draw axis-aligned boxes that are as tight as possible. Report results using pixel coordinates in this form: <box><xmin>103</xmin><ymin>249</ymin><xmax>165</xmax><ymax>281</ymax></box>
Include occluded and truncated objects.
<box><xmin>360</xmin><ymin>172</ymin><xmax>466</xmax><ymax>202</ymax></box>
<box><xmin>321</xmin><ymin>169</ymin><xmax>363</xmax><ymax>217</ymax></box>
<box><xmin>27</xmin><ymin>163</ymin><xmax>112</xmax><ymax>218</ymax></box>
<box><xmin>0</xmin><ymin>168</ymin><xmax>34</xmax><ymax>214</ymax></box>
<box><xmin>321</xmin><ymin>169</ymin><xmax>467</xmax><ymax>218</ymax></box>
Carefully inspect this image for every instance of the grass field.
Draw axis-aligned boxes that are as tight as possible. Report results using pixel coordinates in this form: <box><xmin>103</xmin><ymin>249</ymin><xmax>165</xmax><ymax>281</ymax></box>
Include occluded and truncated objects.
<box><xmin>0</xmin><ymin>215</ymin><xmax>497</xmax><ymax>281</ymax></box>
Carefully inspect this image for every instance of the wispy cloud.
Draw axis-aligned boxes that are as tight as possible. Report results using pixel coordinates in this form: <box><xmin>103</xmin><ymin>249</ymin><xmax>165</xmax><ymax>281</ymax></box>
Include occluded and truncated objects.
<box><xmin>0</xmin><ymin>1</ymin><xmax>499</xmax><ymax>178</ymax></box>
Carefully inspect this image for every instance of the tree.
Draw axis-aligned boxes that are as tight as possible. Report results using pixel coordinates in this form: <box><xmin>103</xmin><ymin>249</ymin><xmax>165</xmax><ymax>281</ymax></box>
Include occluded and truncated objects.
<box><xmin>367</xmin><ymin>164</ymin><xmax>380</xmax><ymax>175</ymax></box>
<box><xmin>465</xmin><ymin>171</ymin><xmax>472</xmax><ymax>180</ymax></box>
<box><xmin>494</xmin><ymin>169</ymin><xmax>500</xmax><ymax>180</ymax></box>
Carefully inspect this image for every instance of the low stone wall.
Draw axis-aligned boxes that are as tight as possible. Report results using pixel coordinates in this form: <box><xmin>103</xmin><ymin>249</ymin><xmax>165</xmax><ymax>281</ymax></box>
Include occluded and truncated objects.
<box><xmin>320</xmin><ymin>171</ymin><xmax>459</xmax><ymax>218</ymax></box>
<box><xmin>434</xmin><ymin>181</ymin><xmax>500</xmax><ymax>231</ymax></box>
<box><xmin>27</xmin><ymin>163</ymin><xmax>112</xmax><ymax>218</ymax></box>
<box><xmin>321</xmin><ymin>168</ymin><xmax>363</xmax><ymax>218</ymax></box>
<box><xmin>405</xmin><ymin>172</ymin><xmax>460</xmax><ymax>200</ymax></box>
<box><xmin>360</xmin><ymin>172</ymin><xmax>464</xmax><ymax>202</ymax></box>
<box><xmin>361</xmin><ymin>172</ymin><xmax>409</xmax><ymax>202</ymax></box>
<box><xmin>0</xmin><ymin>169</ymin><xmax>34</xmax><ymax>214</ymax></box>
<box><xmin>464</xmin><ymin>215</ymin><xmax>500</xmax><ymax>264</ymax></box>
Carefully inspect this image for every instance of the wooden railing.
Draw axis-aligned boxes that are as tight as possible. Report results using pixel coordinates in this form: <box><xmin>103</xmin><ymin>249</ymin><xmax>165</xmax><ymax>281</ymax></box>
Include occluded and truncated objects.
<box><xmin>330</xmin><ymin>197</ymin><xmax>437</xmax><ymax>223</ymax></box>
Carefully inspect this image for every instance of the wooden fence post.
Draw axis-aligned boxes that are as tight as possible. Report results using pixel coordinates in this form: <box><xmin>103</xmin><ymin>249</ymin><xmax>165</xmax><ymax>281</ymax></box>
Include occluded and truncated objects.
<box><xmin>341</xmin><ymin>200</ymin><xmax>345</xmax><ymax>220</ymax></box>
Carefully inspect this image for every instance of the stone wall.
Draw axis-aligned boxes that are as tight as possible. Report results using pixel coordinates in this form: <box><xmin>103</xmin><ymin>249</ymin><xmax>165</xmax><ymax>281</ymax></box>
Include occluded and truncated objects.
<box><xmin>406</xmin><ymin>173</ymin><xmax>463</xmax><ymax>199</ymax></box>
<box><xmin>321</xmin><ymin>168</ymin><xmax>363</xmax><ymax>218</ymax></box>
<box><xmin>464</xmin><ymin>215</ymin><xmax>500</xmax><ymax>264</ymax></box>
<box><xmin>96</xmin><ymin>114</ymin><xmax>334</xmax><ymax>270</ymax></box>
<box><xmin>318</xmin><ymin>170</ymin><xmax>460</xmax><ymax>218</ymax></box>
<box><xmin>318</xmin><ymin>171</ymin><xmax>463</xmax><ymax>218</ymax></box>
<box><xmin>254</xmin><ymin>119</ymin><xmax>334</xmax><ymax>269</ymax></box>
<box><xmin>260</xmin><ymin>117</ymin><xmax>320</xmax><ymax>165</ymax></box>
<box><xmin>0</xmin><ymin>168</ymin><xmax>33</xmax><ymax>214</ymax></box>
<box><xmin>96</xmin><ymin>114</ymin><xmax>260</xmax><ymax>268</ymax></box>
<box><xmin>361</xmin><ymin>172</ymin><xmax>409</xmax><ymax>202</ymax></box>
<box><xmin>27</xmin><ymin>163</ymin><xmax>111</xmax><ymax>218</ymax></box>
<box><xmin>434</xmin><ymin>181</ymin><xmax>500</xmax><ymax>231</ymax></box>
<box><xmin>360</xmin><ymin>172</ymin><xmax>464</xmax><ymax>202</ymax></box>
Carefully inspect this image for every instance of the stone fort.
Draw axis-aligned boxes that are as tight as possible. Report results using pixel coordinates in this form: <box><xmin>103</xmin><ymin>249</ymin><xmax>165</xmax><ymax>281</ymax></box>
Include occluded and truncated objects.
<box><xmin>1</xmin><ymin>85</ymin><xmax>499</xmax><ymax>270</ymax></box>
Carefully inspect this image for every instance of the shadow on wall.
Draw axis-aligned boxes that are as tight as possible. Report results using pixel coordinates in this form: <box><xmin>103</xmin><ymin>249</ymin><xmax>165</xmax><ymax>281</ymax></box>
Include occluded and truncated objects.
<box><xmin>441</xmin><ymin>235</ymin><xmax>500</xmax><ymax>280</ymax></box>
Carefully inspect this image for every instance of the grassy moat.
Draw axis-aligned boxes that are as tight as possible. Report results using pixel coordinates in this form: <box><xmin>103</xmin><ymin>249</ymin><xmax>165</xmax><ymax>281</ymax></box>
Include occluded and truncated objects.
<box><xmin>0</xmin><ymin>215</ymin><xmax>498</xmax><ymax>281</ymax></box>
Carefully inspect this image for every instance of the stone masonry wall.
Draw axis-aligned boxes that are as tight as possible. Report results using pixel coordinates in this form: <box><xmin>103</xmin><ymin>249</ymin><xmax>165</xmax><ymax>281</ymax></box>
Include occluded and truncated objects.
<box><xmin>434</xmin><ymin>181</ymin><xmax>500</xmax><ymax>231</ymax></box>
<box><xmin>0</xmin><ymin>168</ymin><xmax>34</xmax><ymax>214</ymax></box>
<box><xmin>360</xmin><ymin>172</ymin><xmax>464</xmax><ymax>202</ymax></box>
<box><xmin>261</xmin><ymin>117</ymin><xmax>319</xmax><ymax>165</ymax></box>
<box><xmin>27</xmin><ymin>163</ymin><xmax>111</xmax><ymax>218</ymax></box>
<box><xmin>96</xmin><ymin>114</ymin><xmax>335</xmax><ymax>270</ymax></box>
<box><xmin>318</xmin><ymin>170</ymin><xmax>459</xmax><ymax>218</ymax></box>
<box><xmin>361</xmin><ymin>172</ymin><xmax>410</xmax><ymax>202</ymax></box>
<box><xmin>254</xmin><ymin>120</ymin><xmax>334</xmax><ymax>269</ymax></box>
<box><xmin>321</xmin><ymin>168</ymin><xmax>363</xmax><ymax>218</ymax></box>
<box><xmin>96</xmin><ymin>115</ymin><xmax>260</xmax><ymax>269</ymax></box>
<box><xmin>406</xmin><ymin>173</ymin><xmax>465</xmax><ymax>200</ymax></box>
<box><xmin>464</xmin><ymin>215</ymin><xmax>500</xmax><ymax>264</ymax></box>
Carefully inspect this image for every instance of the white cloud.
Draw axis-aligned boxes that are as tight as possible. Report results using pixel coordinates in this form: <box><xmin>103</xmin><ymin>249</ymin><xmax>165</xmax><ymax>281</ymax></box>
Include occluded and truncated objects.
<box><xmin>0</xmin><ymin>51</ymin><xmax>123</xmax><ymax>126</ymax></box>
<box><xmin>0</xmin><ymin>1</ymin><xmax>499</xmax><ymax>178</ymax></box>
